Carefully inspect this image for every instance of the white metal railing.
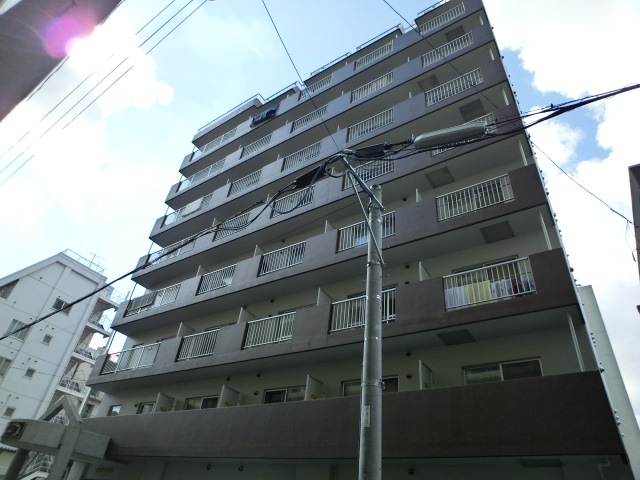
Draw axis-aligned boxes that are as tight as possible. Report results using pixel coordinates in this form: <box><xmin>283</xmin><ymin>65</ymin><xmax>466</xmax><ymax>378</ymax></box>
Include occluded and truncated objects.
<box><xmin>58</xmin><ymin>378</ymin><xmax>86</xmax><ymax>394</ymax></box>
<box><xmin>430</xmin><ymin>112</ymin><xmax>497</xmax><ymax>156</ymax></box>
<box><xmin>61</xmin><ymin>249</ymin><xmax>105</xmax><ymax>274</ymax></box>
<box><xmin>342</xmin><ymin>159</ymin><xmax>394</xmax><ymax>189</ymax></box>
<box><xmin>50</xmin><ymin>414</ymin><xmax>69</xmax><ymax>425</ymax></box>
<box><xmin>354</xmin><ymin>41</ymin><xmax>393</xmax><ymax>70</ymax></box>
<box><xmin>418</xmin><ymin>3</ymin><xmax>465</xmax><ymax>34</ymax></box>
<box><xmin>73</xmin><ymin>345</ymin><xmax>97</xmax><ymax>360</ymax></box>
<box><xmin>351</xmin><ymin>72</ymin><xmax>393</xmax><ymax>102</ymax></box>
<box><xmin>149</xmin><ymin>237</ymin><xmax>196</xmax><ymax>264</ymax></box>
<box><xmin>259</xmin><ymin>242</ymin><xmax>306</xmax><ymax>275</ymax></box>
<box><xmin>178</xmin><ymin>329</ymin><xmax>219</xmax><ymax>360</ymax></box>
<box><xmin>164</xmin><ymin>193</ymin><xmax>213</xmax><ymax>226</ymax></box>
<box><xmin>241</xmin><ymin>133</ymin><xmax>272</xmax><ymax>158</ymax></box>
<box><xmin>282</xmin><ymin>142</ymin><xmax>322</xmax><ymax>171</ymax></box>
<box><xmin>20</xmin><ymin>453</ymin><xmax>53</xmax><ymax>478</ymax></box>
<box><xmin>244</xmin><ymin>313</ymin><xmax>295</xmax><ymax>348</ymax></box>
<box><xmin>338</xmin><ymin>212</ymin><xmax>395</xmax><ymax>251</ymax></box>
<box><xmin>229</xmin><ymin>169</ymin><xmax>261</xmax><ymax>196</ymax></box>
<box><xmin>347</xmin><ymin>108</ymin><xmax>393</xmax><ymax>142</ymax></box>
<box><xmin>213</xmin><ymin>212</ymin><xmax>250</xmax><ymax>240</ymax></box>
<box><xmin>100</xmin><ymin>342</ymin><xmax>160</xmax><ymax>374</ymax></box>
<box><xmin>271</xmin><ymin>186</ymin><xmax>314</xmax><ymax>217</ymax></box>
<box><xmin>178</xmin><ymin>158</ymin><xmax>226</xmax><ymax>191</ymax></box>
<box><xmin>124</xmin><ymin>283</ymin><xmax>181</xmax><ymax>316</ymax></box>
<box><xmin>330</xmin><ymin>288</ymin><xmax>396</xmax><ymax>332</ymax></box>
<box><xmin>436</xmin><ymin>174</ymin><xmax>513</xmax><ymax>220</ymax></box>
<box><xmin>197</xmin><ymin>265</ymin><xmax>236</xmax><ymax>294</ymax></box>
<box><xmin>425</xmin><ymin>68</ymin><xmax>483</xmax><ymax>106</ymax></box>
<box><xmin>291</xmin><ymin>105</ymin><xmax>328</xmax><ymax>132</ymax></box>
<box><xmin>310</xmin><ymin>52</ymin><xmax>351</xmax><ymax>77</ymax></box>
<box><xmin>87</xmin><ymin>312</ymin><xmax>112</xmax><ymax>331</ymax></box>
<box><xmin>300</xmin><ymin>74</ymin><xmax>333</xmax><ymax>98</ymax></box>
<box><xmin>422</xmin><ymin>31</ymin><xmax>474</xmax><ymax>67</ymax></box>
<box><xmin>443</xmin><ymin>257</ymin><xmax>536</xmax><ymax>310</ymax></box>
<box><xmin>201</xmin><ymin>127</ymin><xmax>237</xmax><ymax>155</ymax></box>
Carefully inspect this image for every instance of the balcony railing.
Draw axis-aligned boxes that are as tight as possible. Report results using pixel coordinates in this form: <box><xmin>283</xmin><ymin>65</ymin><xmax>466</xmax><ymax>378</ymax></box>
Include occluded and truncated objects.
<box><xmin>347</xmin><ymin>108</ymin><xmax>393</xmax><ymax>142</ymax></box>
<box><xmin>244</xmin><ymin>313</ymin><xmax>295</xmax><ymax>348</ymax></box>
<box><xmin>200</xmin><ymin>127</ymin><xmax>237</xmax><ymax>155</ymax></box>
<box><xmin>241</xmin><ymin>133</ymin><xmax>272</xmax><ymax>158</ymax></box>
<box><xmin>291</xmin><ymin>105</ymin><xmax>328</xmax><ymax>133</ymax></box>
<box><xmin>61</xmin><ymin>249</ymin><xmax>105</xmax><ymax>274</ymax></box>
<box><xmin>271</xmin><ymin>186</ymin><xmax>314</xmax><ymax>217</ymax></box>
<box><xmin>149</xmin><ymin>237</ymin><xmax>196</xmax><ymax>265</ymax></box>
<box><xmin>259</xmin><ymin>242</ymin><xmax>306</xmax><ymax>275</ymax></box>
<box><xmin>87</xmin><ymin>312</ymin><xmax>112</xmax><ymax>331</ymax></box>
<box><xmin>213</xmin><ymin>212</ymin><xmax>250</xmax><ymax>240</ymax></box>
<box><xmin>229</xmin><ymin>169</ymin><xmax>261</xmax><ymax>196</ymax></box>
<box><xmin>342</xmin><ymin>158</ymin><xmax>394</xmax><ymax>189</ymax></box>
<box><xmin>425</xmin><ymin>68</ymin><xmax>483</xmax><ymax>106</ymax></box>
<box><xmin>351</xmin><ymin>72</ymin><xmax>393</xmax><ymax>102</ymax></box>
<box><xmin>124</xmin><ymin>283</ymin><xmax>181</xmax><ymax>317</ymax></box>
<box><xmin>443</xmin><ymin>257</ymin><xmax>536</xmax><ymax>310</ymax></box>
<box><xmin>74</xmin><ymin>344</ymin><xmax>98</xmax><ymax>360</ymax></box>
<box><xmin>418</xmin><ymin>2</ymin><xmax>465</xmax><ymax>35</ymax></box>
<box><xmin>58</xmin><ymin>378</ymin><xmax>86</xmax><ymax>394</ymax></box>
<box><xmin>21</xmin><ymin>453</ymin><xmax>53</xmax><ymax>478</ymax></box>
<box><xmin>164</xmin><ymin>193</ymin><xmax>213</xmax><ymax>226</ymax></box>
<box><xmin>330</xmin><ymin>288</ymin><xmax>396</xmax><ymax>332</ymax></box>
<box><xmin>430</xmin><ymin>112</ymin><xmax>497</xmax><ymax>156</ymax></box>
<box><xmin>300</xmin><ymin>74</ymin><xmax>333</xmax><ymax>98</ymax></box>
<box><xmin>100</xmin><ymin>342</ymin><xmax>160</xmax><ymax>374</ymax></box>
<box><xmin>422</xmin><ymin>31</ymin><xmax>474</xmax><ymax>67</ymax></box>
<box><xmin>436</xmin><ymin>174</ymin><xmax>513</xmax><ymax>220</ymax></box>
<box><xmin>197</xmin><ymin>265</ymin><xmax>236</xmax><ymax>294</ymax></box>
<box><xmin>354</xmin><ymin>41</ymin><xmax>393</xmax><ymax>70</ymax></box>
<box><xmin>282</xmin><ymin>141</ymin><xmax>322</xmax><ymax>171</ymax></box>
<box><xmin>338</xmin><ymin>212</ymin><xmax>395</xmax><ymax>251</ymax></box>
<box><xmin>177</xmin><ymin>329</ymin><xmax>219</xmax><ymax>360</ymax></box>
<box><xmin>178</xmin><ymin>158</ymin><xmax>226</xmax><ymax>191</ymax></box>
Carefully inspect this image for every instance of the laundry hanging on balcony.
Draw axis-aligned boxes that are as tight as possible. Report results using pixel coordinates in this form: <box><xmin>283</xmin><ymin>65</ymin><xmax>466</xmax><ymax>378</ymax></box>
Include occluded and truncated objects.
<box><xmin>250</xmin><ymin>104</ymin><xmax>279</xmax><ymax>127</ymax></box>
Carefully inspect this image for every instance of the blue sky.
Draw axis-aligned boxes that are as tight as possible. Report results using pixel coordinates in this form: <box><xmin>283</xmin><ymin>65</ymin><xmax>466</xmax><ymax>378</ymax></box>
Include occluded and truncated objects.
<box><xmin>0</xmin><ymin>0</ymin><xmax>639</xmax><ymax>425</ymax></box>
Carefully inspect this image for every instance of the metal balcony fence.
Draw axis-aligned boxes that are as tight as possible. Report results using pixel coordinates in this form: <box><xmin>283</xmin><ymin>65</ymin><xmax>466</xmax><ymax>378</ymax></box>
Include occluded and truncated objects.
<box><xmin>100</xmin><ymin>342</ymin><xmax>160</xmax><ymax>374</ymax></box>
<box><xmin>178</xmin><ymin>158</ymin><xmax>226</xmax><ymax>191</ymax></box>
<box><xmin>338</xmin><ymin>211</ymin><xmax>396</xmax><ymax>251</ymax></box>
<box><xmin>342</xmin><ymin>159</ymin><xmax>394</xmax><ymax>190</ymax></box>
<box><xmin>200</xmin><ymin>127</ymin><xmax>237</xmax><ymax>155</ymax></box>
<box><xmin>330</xmin><ymin>288</ymin><xmax>396</xmax><ymax>332</ymax></box>
<box><xmin>241</xmin><ymin>133</ymin><xmax>272</xmax><ymax>158</ymax></box>
<box><xmin>421</xmin><ymin>31</ymin><xmax>474</xmax><ymax>67</ymax></box>
<box><xmin>430</xmin><ymin>112</ymin><xmax>497</xmax><ymax>156</ymax></box>
<box><xmin>436</xmin><ymin>174</ymin><xmax>513</xmax><ymax>220</ymax></box>
<box><xmin>425</xmin><ymin>68</ymin><xmax>483</xmax><ymax>106</ymax></box>
<box><xmin>418</xmin><ymin>2</ymin><xmax>465</xmax><ymax>35</ymax></box>
<box><xmin>228</xmin><ymin>169</ymin><xmax>261</xmax><ymax>196</ymax></box>
<box><xmin>87</xmin><ymin>312</ymin><xmax>112</xmax><ymax>331</ymax></box>
<box><xmin>124</xmin><ymin>283</ymin><xmax>181</xmax><ymax>317</ymax></box>
<box><xmin>282</xmin><ymin>141</ymin><xmax>322</xmax><ymax>171</ymax></box>
<box><xmin>213</xmin><ymin>212</ymin><xmax>250</xmax><ymax>240</ymax></box>
<box><xmin>347</xmin><ymin>108</ymin><xmax>394</xmax><ymax>142</ymax></box>
<box><xmin>20</xmin><ymin>452</ymin><xmax>53</xmax><ymax>478</ymax></box>
<box><xmin>58</xmin><ymin>378</ymin><xmax>86</xmax><ymax>394</ymax></box>
<box><xmin>291</xmin><ymin>105</ymin><xmax>328</xmax><ymax>132</ymax></box>
<box><xmin>73</xmin><ymin>344</ymin><xmax>97</xmax><ymax>360</ymax></box>
<box><xmin>300</xmin><ymin>74</ymin><xmax>333</xmax><ymax>99</ymax></box>
<box><xmin>244</xmin><ymin>313</ymin><xmax>295</xmax><ymax>348</ymax></box>
<box><xmin>197</xmin><ymin>265</ymin><xmax>236</xmax><ymax>294</ymax></box>
<box><xmin>271</xmin><ymin>186</ymin><xmax>314</xmax><ymax>217</ymax></box>
<box><xmin>443</xmin><ymin>257</ymin><xmax>536</xmax><ymax>310</ymax></box>
<box><xmin>354</xmin><ymin>41</ymin><xmax>393</xmax><ymax>70</ymax></box>
<box><xmin>149</xmin><ymin>237</ymin><xmax>197</xmax><ymax>265</ymax></box>
<box><xmin>164</xmin><ymin>193</ymin><xmax>213</xmax><ymax>226</ymax></box>
<box><xmin>351</xmin><ymin>72</ymin><xmax>394</xmax><ymax>102</ymax></box>
<box><xmin>259</xmin><ymin>242</ymin><xmax>306</xmax><ymax>275</ymax></box>
<box><xmin>177</xmin><ymin>329</ymin><xmax>219</xmax><ymax>360</ymax></box>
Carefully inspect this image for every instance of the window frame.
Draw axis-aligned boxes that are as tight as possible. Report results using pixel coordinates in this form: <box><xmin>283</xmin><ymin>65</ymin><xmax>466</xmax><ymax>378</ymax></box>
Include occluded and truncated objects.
<box><xmin>5</xmin><ymin>319</ymin><xmax>28</xmax><ymax>341</ymax></box>
<box><xmin>342</xmin><ymin>376</ymin><xmax>399</xmax><ymax>397</ymax></box>
<box><xmin>263</xmin><ymin>386</ymin><xmax>305</xmax><ymax>404</ymax></box>
<box><xmin>106</xmin><ymin>405</ymin><xmax>121</xmax><ymax>417</ymax></box>
<box><xmin>52</xmin><ymin>297</ymin><xmax>72</xmax><ymax>315</ymax></box>
<box><xmin>462</xmin><ymin>358</ymin><xmax>543</xmax><ymax>385</ymax></box>
<box><xmin>184</xmin><ymin>395</ymin><xmax>219</xmax><ymax>410</ymax></box>
<box><xmin>3</xmin><ymin>406</ymin><xmax>15</xmax><ymax>418</ymax></box>
<box><xmin>24</xmin><ymin>368</ymin><xmax>35</xmax><ymax>379</ymax></box>
<box><xmin>136</xmin><ymin>402</ymin><xmax>155</xmax><ymax>414</ymax></box>
<box><xmin>0</xmin><ymin>357</ymin><xmax>11</xmax><ymax>377</ymax></box>
<box><xmin>42</xmin><ymin>334</ymin><xmax>53</xmax><ymax>345</ymax></box>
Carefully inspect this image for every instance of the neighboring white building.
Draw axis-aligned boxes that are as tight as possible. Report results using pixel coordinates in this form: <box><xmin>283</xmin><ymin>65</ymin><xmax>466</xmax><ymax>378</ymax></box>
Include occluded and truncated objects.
<box><xmin>0</xmin><ymin>250</ymin><xmax>121</xmax><ymax>477</ymax></box>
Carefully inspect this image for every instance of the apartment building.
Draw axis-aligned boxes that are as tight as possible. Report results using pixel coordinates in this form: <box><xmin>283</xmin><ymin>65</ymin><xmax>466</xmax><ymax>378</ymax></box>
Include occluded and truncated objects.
<box><xmin>4</xmin><ymin>1</ymin><xmax>635</xmax><ymax>479</ymax></box>
<box><xmin>0</xmin><ymin>250</ymin><xmax>120</xmax><ymax>477</ymax></box>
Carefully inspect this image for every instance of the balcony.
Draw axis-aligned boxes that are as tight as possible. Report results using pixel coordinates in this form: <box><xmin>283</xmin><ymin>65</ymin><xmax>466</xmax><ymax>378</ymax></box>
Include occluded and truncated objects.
<box><xmin>100</xmin><ymin>343</ymin><xmax>160</xmax><ymax>374</ymax></box>
<box><xmin>425</xmin><ymin>68</ymin><xmax>483</xmax><ymax>106</ymax></box>
<box><xmin>200</xmin><ymin>127</ymin><xmax>237</xmax><ymax>155</ymax></box>
<box><xmin>330</xmin><ymin>288</ymin><xmax>396</xmax><ymax>332</ymax></box>
<box><xmin>241</xmin><ymin>133</ymin><xmax>272</xmax><ymax>158</ymax></box>
<box><xmin>57</xmin><ymin>378</ymin><xmax>87</xmax><ymax>395</ymax></box>
<box><xmin>124</xmin><ymin>284</ymin><xmax>181</xmax><ymax>317</ymax></box>
<box><xmin>177</xmin><ymin>329</ymin><xmax>219</xmax><ymax>360</ymax></box>
<box><xmin>351</xmin><ymin>71</ymin><xmax>393</xmax><ymax>102</ymax></box>
<box><xmin>337</xmin><ymin>211</ymin><xmax>395</xmax><ymax>251</ymax></box>
<box><xmin>436</xmin><ymin>173</ymin><xmax>513</xmax><ymax>220</ymax></box>
<box><xmin>164</xmin><ymin>193</ymin><xmax>213</xmax><ymax>226</ymax></box>
<box><xmin>354</xmin><ymin>40</ymin><xmax>393</xmax><ymax>70</ymax></box>
<box><xmin>86</xmin><ymin>312</ymin><xmax>112</xmax><ymax>332</ymax></box>
<box><xmin>178</xmin><ymin>157</ymin><xmax>226</xmax><ymax>192</ymax></box>
<box><xmin>197</xmin><ymin>265</ymin><xmax>236</xmax><ymax>295</ymax></box>
<box><xmin>212</xmin><ymin>213</ymin><xmax>250</xmax><ymax>241</ymax></box>
<box><xmin>149</xmin><ymin>238</ymin><xmax>196</xmax><ymax>264</ymax></box>
<box><xmin>422</xmin><ymin>31</ymin><xmax>474</xmax><ymax>67</ymax></box>
<box><xmin>291</xmin><ymin>105</ymin><xmax>328</xmax><ymax>133</ymax></box>
<box><xmin>271</xmin><ymin>186</ymin><xmax>314</xmax><ymax>218</ymax></box>
<box><xmin>342</xmin><ymin>158</ymin><xmax>394</xmax><ymax>189</ymax></box>
<box><xmin>73</xmin><ymin>344</ymin><xmax>101</xmax><ymax>361</ymax></box>
<box><xmin>347</xmin><ymin>107</ymin><xmax>394</xmax><ymax>142</ymax></box>
<box><xmin>299</xmin><ymin>74</ymin><xmax>333</xmax><ymax>99</ymax></box>
<box><xmin>244</xmin><ymin>313</ymin><xmax>295</xmax><ymax>348</ymax></box>
<box><xmin>418</xmin><ymin>2</ymin><xmax>466</xmax><ymax>35</ymax></box>
<box><xmin>282</xmin><ymin>142</ymin><xmax>322</xmax><ymax>171</ymax></box>
<box><xmin>259</xmin><ymin>242</ymin><xmax>306</xmax><ymax>276</ymax></box>
<box><xmin>228</xmin><ymin>169</ymin><xmax>261</xmax><ymax>196</ymax></box>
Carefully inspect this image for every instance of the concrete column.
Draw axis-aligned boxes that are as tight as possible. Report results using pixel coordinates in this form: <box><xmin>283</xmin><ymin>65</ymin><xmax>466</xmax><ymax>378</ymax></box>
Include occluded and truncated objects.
<box><xmin>67</xmin><ymin>461</ymin><xmax>87</xmax><ymax>480</ymax></box>
<box><xmin>4</xmin><ymin>448</ymin><xmax>30</xmax><ymax>480</ymax></box>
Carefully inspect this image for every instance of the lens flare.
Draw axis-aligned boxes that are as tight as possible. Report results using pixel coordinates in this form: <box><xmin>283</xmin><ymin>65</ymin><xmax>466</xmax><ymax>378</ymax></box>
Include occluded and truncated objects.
<box><xmin>43</xmin><ymin>16</ymin><xmax>83</xmax><ymax>58</ymax></box>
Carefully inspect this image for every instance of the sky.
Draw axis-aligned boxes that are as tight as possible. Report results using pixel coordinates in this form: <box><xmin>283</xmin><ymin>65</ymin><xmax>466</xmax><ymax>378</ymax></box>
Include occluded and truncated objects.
<box><xmin>0</xmin><ymin>0</ymin><xmax>638</xmax><ymax>423</ymax></box>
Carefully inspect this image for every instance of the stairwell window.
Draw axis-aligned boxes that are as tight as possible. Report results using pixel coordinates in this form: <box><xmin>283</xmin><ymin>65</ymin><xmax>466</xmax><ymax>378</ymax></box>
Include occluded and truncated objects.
<box><xmin>52</xmin><ymin>298</ymin><xmax>72</xmax><ymax>315</ymax></box>
<box><xmin>2</xmin><ymin>407</ymin><xmax>15</xmax><ymax>418</ymax></box>
<box><xmin>0</xmin><ymin>357</ymin><xmax>11</xmax><ymax>377</ymax></box>
<box><xmin>24</xmin><ymin>368</ymin><xmax>35</xmax><ymax>379</ymax></box>
<box><xmin>42</xmin><ymin>334</ymin><xmax>53</xmax><ymax>345</ymax></box>
<box><xmin>5</xmin><ymin>319</ymin><xmax>28</xmax><ymax>341</ymax></box>
<box><xmin>463</xmin><ymin>358</ymin><xmax>542</xmax><ymax>385</ymax></box>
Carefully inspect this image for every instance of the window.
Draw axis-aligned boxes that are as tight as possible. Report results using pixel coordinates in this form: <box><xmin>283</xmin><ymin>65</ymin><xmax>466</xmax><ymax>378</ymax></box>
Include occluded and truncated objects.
<box><xmin>0</xmin><ymin>357</ymin><xmax>11</xmax><ymax>377</ymax></box>
<box><xmin>264</xmin><ymin>386</ymin><xmax>305</xmax><ymax>404</ymax></box>
<box><xmin>463</xmin><ymin>358</ymin><xmax>542</xmax><ymax>385</ymax></box>
<box><xmin>0</xmin><ymin>279</ymin><xmax>18</xmax><ymax>299</ymax></box>
<box><xmin>342</xmin><ymin>377</ymin><xmax>399</xmax><ymax>397</ymax></box>
<box><xmin>136</xmin><ymin>402</ymin><xmax>155</xmax><ymax>414</ymax></box>
<box><xmin>4</xmin><ymin>319</ymin><xmax>28</xmax><ymax>341</ymax></box>
<box><xmin>42</xmin><ymin>334</ymin><xmax>53</xmax><ymax>345</ymax></box>
<box><xmin>52</xmin><ymin>298</ymin><xmax>72</xmax><ymax>315</ymax></box>
<box><xmin>24</xmin><ymin>368</ymin><xmax>35</xmax><ymax>379</ymax></box>
<box><xmin>184</xmin><ymin>396</ymin><xmax>219</xmax><ymax>410</ymax></box>
<box><xmin>106</xmin><ymin>405</ymin><xmax>121</xmax><ymax>417</ymax></box>
<box><xmin>3</xmin><ymin>407</ymin><xmax>15</xmax><ymax>418</ymax></box>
